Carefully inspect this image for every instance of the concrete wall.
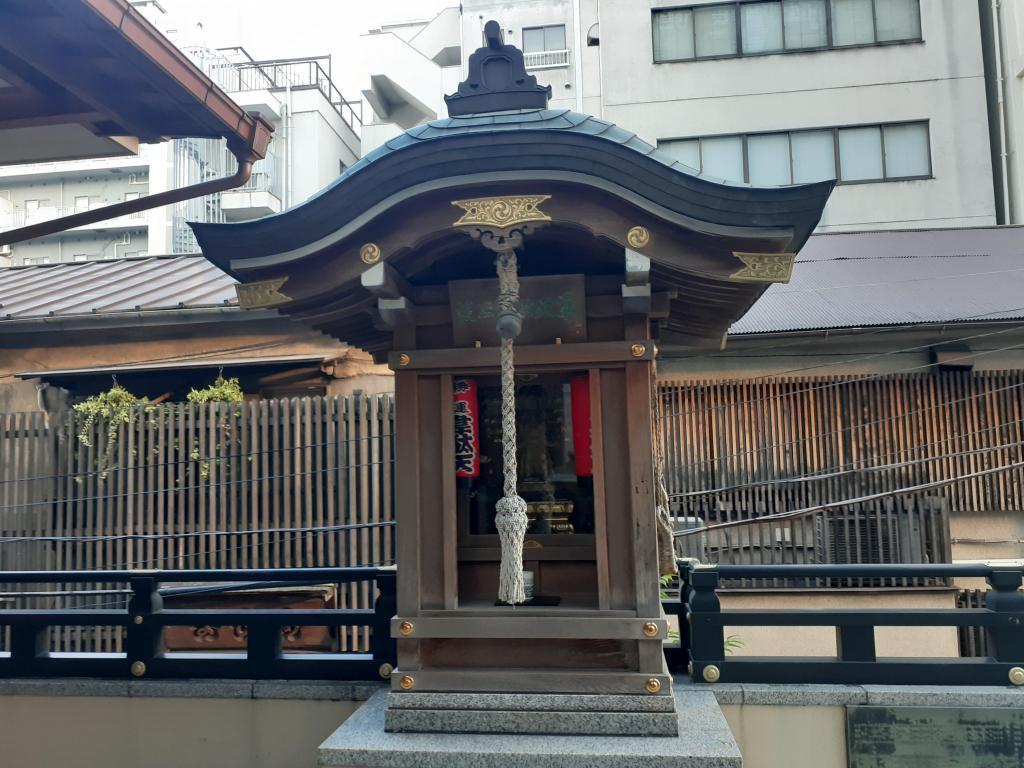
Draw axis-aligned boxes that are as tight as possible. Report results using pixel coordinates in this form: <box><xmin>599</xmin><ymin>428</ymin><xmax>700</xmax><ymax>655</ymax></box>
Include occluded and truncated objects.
<box><xmin>0</xmin><ymin>685</ymin><xmax>364</xmax><ymax>768</ymax></box>
<box><xmin>721</xmin><ymin>703</ymin><xmax>847</xmax><ymax>768</ymax></box>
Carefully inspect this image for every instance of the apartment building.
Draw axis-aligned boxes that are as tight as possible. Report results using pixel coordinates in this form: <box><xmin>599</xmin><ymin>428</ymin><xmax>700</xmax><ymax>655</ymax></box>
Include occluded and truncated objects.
<box><xmin>362</xmin><ymin>0</ymin><xmax>1016</xmax><ymax>232</ymax></box>
<box><xmin>0</xmin><ymin>1</ymin><xmax>362</xmax><ymax>267</ymax></box>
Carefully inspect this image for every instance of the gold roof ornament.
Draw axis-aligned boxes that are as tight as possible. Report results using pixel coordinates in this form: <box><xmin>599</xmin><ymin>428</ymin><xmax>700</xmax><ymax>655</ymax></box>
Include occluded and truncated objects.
<box><xmin>235</xmin><ymin>277</ymin><xmax>290</xmax><ymax>309</ymax></box>
<box><xmin>729</xmin><ymin>252</ymin><xmax>797</xmax><ymax>283</ymax></box>
<box><xmin>452</xmin><ymin>195</ymin><xmax>552</xmax><ymax>229</ymax></box>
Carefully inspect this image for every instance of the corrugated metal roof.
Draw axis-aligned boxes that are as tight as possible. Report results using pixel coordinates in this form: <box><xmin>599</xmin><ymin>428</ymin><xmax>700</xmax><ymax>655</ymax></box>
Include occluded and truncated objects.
<box><xmin>731</xmin><ymin>226</ymin><xmax>1024</xmax><ymax>335</ymax></box>
<box><xmin>0</xmin><ymin>254</ymin><xmax>236</xmax><ymax>320</ymax></box>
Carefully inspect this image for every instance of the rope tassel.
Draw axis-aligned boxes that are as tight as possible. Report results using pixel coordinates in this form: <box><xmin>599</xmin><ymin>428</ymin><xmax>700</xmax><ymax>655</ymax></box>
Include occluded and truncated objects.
<box><xmin>494</xmin><ymin>250</ymin><xmax>529</xmax><ymax>605</ymax></box>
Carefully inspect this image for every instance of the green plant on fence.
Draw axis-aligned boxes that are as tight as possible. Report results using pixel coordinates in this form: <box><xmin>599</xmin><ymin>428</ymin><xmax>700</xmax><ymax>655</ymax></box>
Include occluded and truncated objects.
<box><xmin>186</xmin><ymin>375</ymin><xmax>244</xmax><ymax>405</ymax></box>
<box><xmin>186</xmin><ymin>375</ymin><xmax>246</xmax><ymax>478</ymax></box>
<box><xmin>73</xmin><ymin>383</ymin><xmax>148</xmax><ymax>480</ymax></box>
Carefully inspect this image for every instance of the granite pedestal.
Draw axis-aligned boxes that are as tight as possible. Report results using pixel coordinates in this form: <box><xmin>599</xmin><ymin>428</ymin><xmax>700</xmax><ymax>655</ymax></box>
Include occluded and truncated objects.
<box><xmin>318</xmin><ymin>687</ymin><xmax>741</xmax><ymax>768</ymax></box>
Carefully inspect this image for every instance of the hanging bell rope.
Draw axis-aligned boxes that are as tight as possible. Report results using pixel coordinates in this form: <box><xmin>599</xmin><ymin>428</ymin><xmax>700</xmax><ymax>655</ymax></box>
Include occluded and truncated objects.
<box><xmin>494</xmin><ymin>249</ymin><xmax>529</xmax><ymax>605</ymax></box>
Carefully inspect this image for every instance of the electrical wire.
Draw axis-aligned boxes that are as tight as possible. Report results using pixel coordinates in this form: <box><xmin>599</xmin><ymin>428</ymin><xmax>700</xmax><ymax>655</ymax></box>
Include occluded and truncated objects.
<box><xmin>673</xmin><ymin>457</ymin><xmax>1024</xmax><ymax>538</ymax></box>
<box><xmin>669</xmin><ymin>436</ymin><xmax>1024</xmax><ymax>500</ymax></box>
<box><xmin>0</xmin><ymin>457</ymin><xmax>392</xmax><ymax>514</ymax></box>
<box><xmin>0</xmin><ymin>429</ymin><xmax>393</xmax><ymax>487</ymax></box>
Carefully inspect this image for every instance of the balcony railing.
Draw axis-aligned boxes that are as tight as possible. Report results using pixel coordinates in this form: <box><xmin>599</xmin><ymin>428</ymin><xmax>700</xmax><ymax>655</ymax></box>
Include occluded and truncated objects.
<box><xmin>523</xmin><ymin>48</ymin><xmax>571</xmax><ymax>70</ymax></box>
<box><xmin>0</xmin><ymin>567</ymin><xmax>396</xmax><ymax>680</ymax></box>
<box><xmin>235</xmin><ymin>57</ymin><xmax>363</xmax><ymax>132</ymax></box>
<box><xmin>666</xmin><ymin>562</ymin><xmax>1024</xmax><ymax>687</ymax></box>
<box><xmin>0</xmin><ymin>206</ymin><xmax>147</xmax><ymax>232</ymax></box>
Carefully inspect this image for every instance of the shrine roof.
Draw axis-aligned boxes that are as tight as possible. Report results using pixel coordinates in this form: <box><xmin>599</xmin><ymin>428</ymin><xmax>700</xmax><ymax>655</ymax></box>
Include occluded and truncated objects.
<box><xmin>190</xmin><ymin>106</ymin><xmax>833</xmax><ymax>268</ymax></box>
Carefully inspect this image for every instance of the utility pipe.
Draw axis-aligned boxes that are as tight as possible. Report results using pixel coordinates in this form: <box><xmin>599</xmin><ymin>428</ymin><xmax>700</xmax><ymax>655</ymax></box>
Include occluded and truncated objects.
<box><xmin>991</xmin><ymin>0</ymin><xmax>1012</xmax><ymax>224</ymax></box>
<box><xmin>0</xmin><ymin>148</ymin><xmax>256</xmax><ymax>246</ymax></box>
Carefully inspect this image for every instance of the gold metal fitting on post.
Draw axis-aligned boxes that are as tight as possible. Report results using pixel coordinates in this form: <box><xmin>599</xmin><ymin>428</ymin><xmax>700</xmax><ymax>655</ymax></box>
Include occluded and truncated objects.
<box><xmin>1010</xmin><ymin>667</ymin><xmax>1024</xmax><ymax>686</ymax></box>
<box><xmin>399</xmin><ymin>675</ymin><xmax>415</xmax><ymax>690</ymax></box>
<box><xmin>702</xmin><ymin>665</ymin><xmax>721</xmax><ymax>683</ymax></box>
<box><xmin>644</xmin><ymin>678</ymin><xmax>662</xmax><ymax>694</ymax></box>
<box><xmin>642</xmin><ymin>622</ymin><xmax>659</xmax><ymax>637</ymax></box>
<box><xmin>397</xmin><ymin>353</ymin><xmax>411</xmax><ymax>367</ymax></box>
<box><xmin>130</xmin><ymin>661</ymin><xmax>146</xmax><ymax>678</ymax></box>
<box><xmin>133</xmin><ymin>615</ymin><xmax>144</xmax><ymax>625</ymax></box>
<box><xmin>630</xmin><ymin>343</ymin><xmax>646</xmax><ymax>358</ymax></box>
<box><xmin>378</xmin><ymin>663</ymin><xmax>394</xmax><ymax>679</ymax></box>
<box><xmin>398</xmin><ymin>620</ymin><xmax>415</xmax><ymax>636</ymax></box>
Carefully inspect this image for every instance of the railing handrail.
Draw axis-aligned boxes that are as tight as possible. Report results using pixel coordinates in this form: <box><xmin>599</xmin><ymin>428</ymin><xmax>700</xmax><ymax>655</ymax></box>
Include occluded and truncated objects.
<box><xmin>692</xmin><ymin>563</ymin><xmax>1017</xmax><ymax>579</ymax></box>
<box><xmin>0</xmin><ymin>566</ymin><xmax>390</xmax><ymax>585</ymax></box>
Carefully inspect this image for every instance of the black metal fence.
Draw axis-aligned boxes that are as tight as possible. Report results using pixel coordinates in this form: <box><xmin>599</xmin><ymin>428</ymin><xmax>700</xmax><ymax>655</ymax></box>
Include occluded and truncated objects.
<box><xmin>0</xmin><ymin>567</ymin><xmax>396</xmax><ymax>680</ymax></box>
<box><xmin>670</xmin><ymin>562</ymin><xmax>1024</xmax><ymax>686</ymax></box>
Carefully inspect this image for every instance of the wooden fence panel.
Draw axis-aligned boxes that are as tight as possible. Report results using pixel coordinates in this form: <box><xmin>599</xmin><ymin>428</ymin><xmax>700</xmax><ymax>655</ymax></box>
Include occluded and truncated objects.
<box><xmin>0</xmin><ymin>393</ymin><xmax>395</xmax><ymax>653</ymax></box>
<box><xmin>658</xmin><ymin>371</ymin><xmax>1024</xmax><ymax>584</ymax></box>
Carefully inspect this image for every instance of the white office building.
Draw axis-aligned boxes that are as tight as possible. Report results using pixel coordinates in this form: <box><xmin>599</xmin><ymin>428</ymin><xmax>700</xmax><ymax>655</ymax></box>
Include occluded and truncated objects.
<box><xmin>0</xmin><ymin>1</ymin><xmax>362</xmax><ymax>266</ymax></box>
<box><xmin>361</xmin><ymin>0</ymin><xmax>1018</xmax><ymax>232</ymax></box>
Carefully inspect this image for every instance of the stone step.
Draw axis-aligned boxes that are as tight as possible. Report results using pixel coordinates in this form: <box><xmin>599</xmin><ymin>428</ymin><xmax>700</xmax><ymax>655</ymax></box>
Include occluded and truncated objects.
<box><xmin>387</xmin><ymin>691</ymin><xmax>676</xmax><ymax>713</ymax></box>
<box><xmin>385</xmin><ymin>706</ymin><xmax>680</xmax><ymax>737</ymax></box>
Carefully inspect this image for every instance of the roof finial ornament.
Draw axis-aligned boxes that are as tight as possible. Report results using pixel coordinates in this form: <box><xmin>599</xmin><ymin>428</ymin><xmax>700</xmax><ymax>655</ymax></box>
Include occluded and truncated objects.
<box><xmin>444</xmin><ymin>19</ymin><xmax>552</xmax><ymax>117</ymax></box>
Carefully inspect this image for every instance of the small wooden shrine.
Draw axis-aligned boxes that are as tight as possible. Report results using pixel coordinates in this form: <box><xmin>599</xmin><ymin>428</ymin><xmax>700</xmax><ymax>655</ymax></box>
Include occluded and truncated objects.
<box><xmin>194</xmin><ymin>22</ymin><xmax>831</xmax><ymax>736</ymax></box>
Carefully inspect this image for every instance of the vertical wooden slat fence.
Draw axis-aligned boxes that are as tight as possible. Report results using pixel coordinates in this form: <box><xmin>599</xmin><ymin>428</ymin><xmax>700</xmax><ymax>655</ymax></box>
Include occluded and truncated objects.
<box><xmin>0</xmin><ymin>393</ymin><xmax>394</xmax><ymax>653</ymax></box>
<box><xmin>659</xmin><ymin>371</ymin><xmax>1024</xmax><ymax>586</ymax></box>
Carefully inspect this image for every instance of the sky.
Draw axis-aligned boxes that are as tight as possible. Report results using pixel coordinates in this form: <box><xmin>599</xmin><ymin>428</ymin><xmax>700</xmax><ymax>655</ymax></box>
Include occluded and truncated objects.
<box><xmin>158</xmin><ymin>0</ymin><xmax>455</xmax><ymax>98</ymax></box>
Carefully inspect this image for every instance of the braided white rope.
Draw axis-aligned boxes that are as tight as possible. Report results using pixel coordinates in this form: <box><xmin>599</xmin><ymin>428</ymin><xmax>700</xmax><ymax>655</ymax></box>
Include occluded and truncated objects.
<box><xmin>494</xmin><ymin>251</ymin><xmax>529</xmax><ymax>604</ymax></box>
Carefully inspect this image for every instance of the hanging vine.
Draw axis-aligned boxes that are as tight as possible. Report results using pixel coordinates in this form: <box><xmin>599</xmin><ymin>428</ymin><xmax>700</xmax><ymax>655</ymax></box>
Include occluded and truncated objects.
<box><xmin>186</xmin><ymin>374</ymin><xmax>246</xmax><ymax>479</ymax></box>
<box><xmin>73</xmin><ymin>382</ymin><xmax>147</xmax><ymax>480</ymax></box>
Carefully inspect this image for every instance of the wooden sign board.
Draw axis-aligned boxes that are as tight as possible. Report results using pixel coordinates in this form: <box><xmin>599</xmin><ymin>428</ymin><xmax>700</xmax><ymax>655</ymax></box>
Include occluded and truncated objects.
<box><xmin>449</xmin><ymin>274</ymin><xmax>587</xmax><ymax>346</ymax></box>
<box><xmin>848</xmin><ymin>706</ymin><xmax>1024</xmax><ymax>767</ymax></box>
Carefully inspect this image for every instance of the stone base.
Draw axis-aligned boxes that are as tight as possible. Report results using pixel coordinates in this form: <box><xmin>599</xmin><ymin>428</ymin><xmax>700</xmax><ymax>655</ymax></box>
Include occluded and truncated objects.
<box><xmin>385</xmin><ymin>691</ymin><xmax>678</xmax><ymax>735</ymax></box>
<box><xmin>319</xmin><ymin>687</ymin><xmax>741</xmax><ymax>768</ymax></box>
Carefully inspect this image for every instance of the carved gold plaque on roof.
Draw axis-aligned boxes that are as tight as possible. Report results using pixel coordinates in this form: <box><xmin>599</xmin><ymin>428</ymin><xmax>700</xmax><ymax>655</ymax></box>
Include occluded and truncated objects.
<box><xmin>451</xmin><ymin>195</ymin><xmax>552</xmax><ymax>229</ymax></box>
<box><xmin>729</xmin><ymin>252</ymin><xmax>796</xmax><ymax>283</ymax></box>
<box><xmin>235</xmin><ymin>277</ymin><xmax>290</xmax><ymax>309</ymax></box>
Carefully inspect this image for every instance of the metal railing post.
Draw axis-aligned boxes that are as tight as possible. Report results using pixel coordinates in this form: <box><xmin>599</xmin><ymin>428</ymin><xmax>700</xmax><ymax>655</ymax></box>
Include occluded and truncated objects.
<box><xmin>126</xmin><ymin>575</ymin><xmax>163</xmax><ymax>679</ymax></box>
<box><xmin>984</xmin><ymin>569</ymin><xmax>1024</xmax><ymax>662</ymax></box>
<box><xmin>373</xmin><ymin>569</ymin><xmax>397</xmax><ymax>679</ymax></box>
<box><xmin>686</xmin><ymin>566</ymin><xmax>724</xmax><ymax>682</ymax></box>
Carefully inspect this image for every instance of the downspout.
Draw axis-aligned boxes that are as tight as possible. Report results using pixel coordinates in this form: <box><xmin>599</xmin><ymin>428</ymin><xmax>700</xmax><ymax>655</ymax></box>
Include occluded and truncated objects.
<box><xmin>572</xmin><ymin>0</ymin><xmax>584</xmax><ymax>113</ymax></box>
<box><xmin>596</xmin><ymin>0</ymin><xmax>605</xmax><ymax>119</ymax></box>
<box><xmin>991</xmin><ymin>0</ymin><xmax>1012</xmax><ymax>224</ymax></box>
<box><xmin>286</xmin><ymin>85</ymin><xmax>293</xmax><ymax>209</ymax></box>
<box><xmin>0</xmin><ymin>147</ymin><xmax>257</xmax><ymax>246</ymax></box>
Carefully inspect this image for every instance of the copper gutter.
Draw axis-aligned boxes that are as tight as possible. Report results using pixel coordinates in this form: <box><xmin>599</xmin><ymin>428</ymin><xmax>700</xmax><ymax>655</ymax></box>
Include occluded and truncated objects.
<box><xmin>0</xmin><ymin>0</ymin><xmax>274</xmax><ymax>246</ymax></box>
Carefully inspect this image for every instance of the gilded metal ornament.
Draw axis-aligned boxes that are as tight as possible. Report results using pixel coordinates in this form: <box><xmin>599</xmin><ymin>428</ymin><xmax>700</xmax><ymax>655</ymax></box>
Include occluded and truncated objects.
<box><xmin>729</xmin><ymin>252</ymin><xmax>797</xmax><ymax>283</ymax></box>
<box><xmin>630</xmin><ymin>343</ymin><xmax>646</xmax><ymax>358</ymax></box>
<box><xmin>644</xmin><ymin>678</ymin><xmax>662</xmax><ymax>693</ymax></box>
<box><xmin>235</xmin><ymin>277</ymin><xmax>290</xmax><ymax>309</ymax></box>
<box><xmin>702</xmin><ymin>665</ymin><xmax>721</xmax><ymax>683</ymax></box>
<box><xmin>397</xmin><ymin>353</ymin><xmax>411</xmax><ymax>367</ymax></box>
<box><xmin>642</xmin><ymin>622</ymin><xmax>659</xmax><ymax>637</ymax></box>
<box><xmin>451</xmin><ymin>195</ymin><xmax>552</xmax><ymax>229</ymax></box>
<box><xmin>626</xmin><ymin>226</ymin><xmax>650</xmax><ymax>249</ymax></box>
<box><xmin>1010</xmin><ymin>667</ymin><xmax>1024</xmax><ymax>686</ymax></box>
<box><xmin>398</xmin><ymin>620</ymin><xmax>415</xmax><ymax>636</ymax></box>
<box><xmin>378</xmin><ymin>663</ymin><xmax>394</xmax><ymax>679</ymax></box>
<box><xmin>360</xmin><ymin>243</ymin><xmax>382</xmax><ymax>264</ymax></box>
<box><xmin>133</xmin><ymin>615</ymin><xmax>144</xmax><ymax>625</ymax></box>
<box><xmin>399</xmin><ymin>674</ymin><xmax>415</xmax><ymax>690</ymax></box>
<box><xmin>130</xmin><ymin>661</ymin><xmax>146</xmax><ymax>677</ymax></box>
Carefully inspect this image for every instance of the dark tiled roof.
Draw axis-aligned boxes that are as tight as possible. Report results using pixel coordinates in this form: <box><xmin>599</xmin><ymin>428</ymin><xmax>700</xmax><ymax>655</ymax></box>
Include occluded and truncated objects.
<box><xmin>731</xmin><ymin>225</ymin><xmax>1024</xmax><ymax>335</ymax></box>
<box><xmin>0</xmin><ymin>254</ymin><xmax>235</xmax><ymax>320</ymax></box>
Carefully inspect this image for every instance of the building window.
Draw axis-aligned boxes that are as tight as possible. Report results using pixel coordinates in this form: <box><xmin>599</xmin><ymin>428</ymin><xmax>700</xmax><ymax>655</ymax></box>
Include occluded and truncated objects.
<box><xmin>652</xmin><ymin>0</ymin><xmax>921</xmax><ymax>63</ymax></box>
<box><xmin>73</xmin><ymin>254</ymin><xmax>90</xmax><ymax>262</ymax></box>
<box><xmin>124</xmin><ymin>192</ymin><xmax>141</xmax><ymax>201</ymax></box>
<box><xmin>73</xmin><ymin>195</ymin><xmax>91</xmax><ymax>212</ymax></box>
<box><xmin>658</xmin><ymin>121</ymin><xmax>930</xmax><ymax>185</ymax></box>
<box><xmin>522</xmin><ymin>24</ymin><xmax>569</xmax><ymax>69</ymax></box>
<box><xmin>23</xmin><ymin>257</ymin><xmax>51</xmax><ymax>265</ymax></box>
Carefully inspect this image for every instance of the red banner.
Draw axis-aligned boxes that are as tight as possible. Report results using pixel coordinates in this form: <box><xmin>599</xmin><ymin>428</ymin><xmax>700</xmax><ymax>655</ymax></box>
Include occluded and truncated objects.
<box><xmin>453</xmin><ymin>378</ymin><xmax>480</xmax><ymax>478</ymax></box>
<box><xmin>570</xmin><ymin>374</ymin><xmax>592</xmax><ymax>477</ymax></box>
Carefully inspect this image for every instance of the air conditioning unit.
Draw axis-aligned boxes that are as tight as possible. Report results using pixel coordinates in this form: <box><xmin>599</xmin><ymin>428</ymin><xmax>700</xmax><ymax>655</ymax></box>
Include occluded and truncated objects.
<box><xmin>0</xmin><ymin>244</ymin><xmax>12</xmax><ymax>256</ymax></box>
